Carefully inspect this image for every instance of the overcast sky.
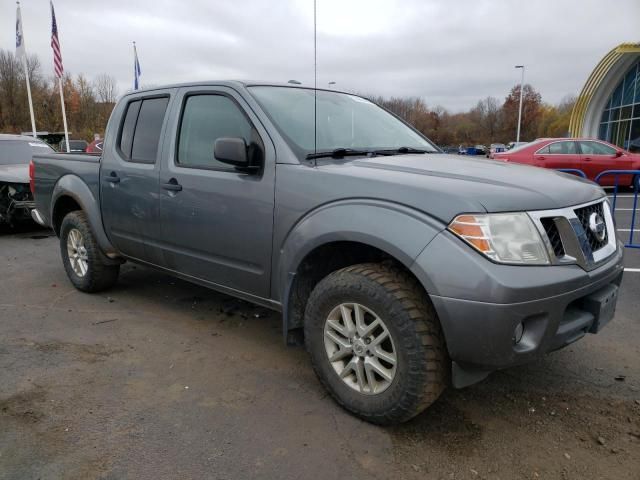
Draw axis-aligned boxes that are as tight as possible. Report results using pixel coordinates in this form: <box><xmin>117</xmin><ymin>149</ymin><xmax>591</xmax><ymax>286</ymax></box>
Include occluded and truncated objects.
<box><xmin>4</xmin><ymin>0</ymin><xmax>639</xmax><ymax>111</ymax></box>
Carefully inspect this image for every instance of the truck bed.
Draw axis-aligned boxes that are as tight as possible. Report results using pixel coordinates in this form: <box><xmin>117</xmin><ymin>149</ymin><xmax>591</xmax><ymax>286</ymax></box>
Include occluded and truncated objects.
<box><xmin>32</xmin><ymin>153</ymin><xmax>101</xmax><ymax>229</ymax></box>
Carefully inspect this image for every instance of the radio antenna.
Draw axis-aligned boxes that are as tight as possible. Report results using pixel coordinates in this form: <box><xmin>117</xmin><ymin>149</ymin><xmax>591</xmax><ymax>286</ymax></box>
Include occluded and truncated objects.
<box><xmin>313</xmin><ymin>0</ymin><xmax>318</xmax><ymax>166</ymax></box>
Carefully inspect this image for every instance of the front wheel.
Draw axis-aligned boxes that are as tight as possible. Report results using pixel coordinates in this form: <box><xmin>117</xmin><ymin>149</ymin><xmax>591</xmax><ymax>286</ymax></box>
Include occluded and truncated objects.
<box><xmin>304</xmin><ymin>263</ymin><xmax>448</xmax><ymax>424</ymax></box>
<box><xmin>60</xmin><ymin>211</ymin><xmax>119</xmax><ymax>292</ymax></box>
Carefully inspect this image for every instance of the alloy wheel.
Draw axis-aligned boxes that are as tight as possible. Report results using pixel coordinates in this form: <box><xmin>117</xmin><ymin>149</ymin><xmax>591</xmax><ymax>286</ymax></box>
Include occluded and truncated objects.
<box><xmin>323</xmin><ymin>302</ymin><xmax>397</xmax><ymax>395</ymax></box>
<box><xmin>66</xmin><ymin>228</ymin><xmax>89</xmax><ymax>277</ymax></box>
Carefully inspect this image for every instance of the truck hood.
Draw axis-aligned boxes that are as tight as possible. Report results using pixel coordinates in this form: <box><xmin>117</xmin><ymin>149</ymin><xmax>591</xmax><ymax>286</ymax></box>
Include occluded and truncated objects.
<box><xmin>337</xmin><ymin>153</ymin><xmax>604</xmax><ymax>220</ymax></box>
<box><xmin>0</xmin><ymin>164</ymin><xmax>29</xmax><ymax>184</ymax></box>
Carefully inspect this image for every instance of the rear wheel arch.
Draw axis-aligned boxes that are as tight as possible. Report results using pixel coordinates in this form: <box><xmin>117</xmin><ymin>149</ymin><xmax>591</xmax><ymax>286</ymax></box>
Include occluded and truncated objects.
<box><xmin>52</xmin><ymin>195</ymin><xmax>82</xmax><ymax>235</ymax></box>
<box><xmin>50</xmin><ymin>175</ymin><xmax>119</xmax><ymax>258</ymax></box>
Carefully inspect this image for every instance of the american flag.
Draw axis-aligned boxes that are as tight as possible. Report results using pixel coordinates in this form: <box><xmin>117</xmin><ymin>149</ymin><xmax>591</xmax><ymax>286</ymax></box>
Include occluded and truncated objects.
<box><xmin>50</xmin><ymin>1</ymin><xmax>63</xmax><ymax>78</ymax></box>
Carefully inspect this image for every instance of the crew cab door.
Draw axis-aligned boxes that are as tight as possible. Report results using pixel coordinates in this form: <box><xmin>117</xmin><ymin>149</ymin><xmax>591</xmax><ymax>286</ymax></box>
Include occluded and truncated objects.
<box><xmin>533</xmin><ymin>140</ymin><xmax>580</xmax><ymax>170</ymax></box>
<box><xmin>577</xmin><ymin>140</ymin><xmax>633</xmax><ymax>186</ymax></box>
<box><xmin>100</xmin><ymin>91</ymin><xmax>171</xmax><ymax>265</ymax></box>
<box><xmin>157</xmin><ymin>87</ymin><xmax>276</xmax><ymax>298</ymax></box>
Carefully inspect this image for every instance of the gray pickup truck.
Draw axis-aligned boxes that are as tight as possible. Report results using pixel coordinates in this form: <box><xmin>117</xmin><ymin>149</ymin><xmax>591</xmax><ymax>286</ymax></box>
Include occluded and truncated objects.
<box><xmin>32</xmin><ymin>82</ymin><xmax>624</xmax><ymax>424</ymax></box>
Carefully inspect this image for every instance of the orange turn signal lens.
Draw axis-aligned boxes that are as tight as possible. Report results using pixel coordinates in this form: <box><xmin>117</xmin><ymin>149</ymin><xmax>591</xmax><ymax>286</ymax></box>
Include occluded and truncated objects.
<box><xmin>448</xmin><ymin>215</ymin><xmax>492</xmax><ymax>254</ymax></box>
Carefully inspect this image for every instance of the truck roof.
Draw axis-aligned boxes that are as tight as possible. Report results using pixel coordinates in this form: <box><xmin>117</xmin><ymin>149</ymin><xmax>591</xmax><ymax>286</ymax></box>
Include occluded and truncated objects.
<box><xmin>123</xmin><ymin>80</ymin><xmax>350</xmax><ymax>96</ymax></box>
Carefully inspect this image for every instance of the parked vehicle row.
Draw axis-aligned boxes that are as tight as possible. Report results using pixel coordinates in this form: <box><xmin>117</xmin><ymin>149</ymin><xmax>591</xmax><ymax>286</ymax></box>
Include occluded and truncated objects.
<box><xmin>487</xmin><ymin>143</ymin><xmax>507</xmax><ymax>157</ymax></box>
<box><xmin>491</xmin><ymin>137</ymin><xmax>640</xmax><ymax>187</ymax></box>
<box><xmin>30</xmin><ymin>81</ymin><xmax>623</xmax><ymax>425</ymax></box>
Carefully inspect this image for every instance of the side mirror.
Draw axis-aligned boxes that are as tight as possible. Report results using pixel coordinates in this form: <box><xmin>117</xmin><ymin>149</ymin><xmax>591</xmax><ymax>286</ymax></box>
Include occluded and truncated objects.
<box><xmin>214</xmin><ymin>137</ymin><xmax>261</xmax><ymax>172</ymax></box>
<box><xmin>615</xmin><ymin>150</ymin><xmax>623</xmax><ymax>157</ymax></box>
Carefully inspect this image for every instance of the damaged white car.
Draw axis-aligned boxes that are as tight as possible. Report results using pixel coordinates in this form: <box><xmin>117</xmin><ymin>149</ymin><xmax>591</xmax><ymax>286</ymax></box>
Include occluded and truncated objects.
<box><xmin>0</xmin><ymin>134</ymin><xmax>54</xmax><ymax>226</ymax></box>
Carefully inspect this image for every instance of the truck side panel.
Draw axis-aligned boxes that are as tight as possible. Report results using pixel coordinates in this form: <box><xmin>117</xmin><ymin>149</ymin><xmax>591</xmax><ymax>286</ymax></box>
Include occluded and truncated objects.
<box><xmin>32</xmin><ymin>153</ymin><xmax>118</xmax><ymax>257</ymax></box>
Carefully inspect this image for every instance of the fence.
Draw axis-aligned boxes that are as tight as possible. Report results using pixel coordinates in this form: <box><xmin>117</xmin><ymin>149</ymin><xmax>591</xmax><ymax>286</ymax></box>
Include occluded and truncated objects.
<box><xmin>594</xmin><ymin>170</ymin><xmax>640</xmax><ymax>249</ymax></box>
<box><xmin>555</xmin><ymin>168</ymin><xmax>639</xmax><ymax>249</ymax></box>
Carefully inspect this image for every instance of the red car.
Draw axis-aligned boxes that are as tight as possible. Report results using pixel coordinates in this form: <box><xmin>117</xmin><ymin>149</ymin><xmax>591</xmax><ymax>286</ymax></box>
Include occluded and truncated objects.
<box><xmin>491</xmin><ymin>138</ymin><xmax>640</xmax><ymax>187</ymax></box>
<box><xmin>86</xmin><ymin>139</ymin><xmax>103</xmax><ymax>154</ymax></box>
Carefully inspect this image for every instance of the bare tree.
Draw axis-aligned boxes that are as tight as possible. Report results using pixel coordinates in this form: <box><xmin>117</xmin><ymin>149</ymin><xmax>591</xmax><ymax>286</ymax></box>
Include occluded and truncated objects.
<box><xmin>478</xmin><ymin>96</ymin><xmax>501</xmax><ymax>142</ymax></box>
<box><xmin>93</xmin><ymin>73</ymin><xmax>118</xmax><ymax>104</ymax></box>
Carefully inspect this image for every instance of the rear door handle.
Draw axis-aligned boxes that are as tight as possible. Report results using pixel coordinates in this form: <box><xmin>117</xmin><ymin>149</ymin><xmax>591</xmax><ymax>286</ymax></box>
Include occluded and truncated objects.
<box><xmin>584</xmin><ymin>157</ymin><xmax>592</xmax><ymax>161</ymax></box>
<box><xmin>161</xmin><ymin>178</ymin><xmax>182</xmax><ymax>192</ymax></box>
<box><xmin>103</xmin><ymin>172</ymin><xmax>120</xmax><ymax>183</ymax></box>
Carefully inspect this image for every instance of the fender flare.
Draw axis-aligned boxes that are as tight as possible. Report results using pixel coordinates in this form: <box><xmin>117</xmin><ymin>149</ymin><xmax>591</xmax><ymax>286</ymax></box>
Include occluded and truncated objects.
<box><xmin>275</xmin><ymin>199</ymin><xmax>445</xmax><ymax>335</ymax></box>
<box><xmin>51</xmin><ymin>174</ymin><xmax>119</xmax><ymax>258</ymax></box>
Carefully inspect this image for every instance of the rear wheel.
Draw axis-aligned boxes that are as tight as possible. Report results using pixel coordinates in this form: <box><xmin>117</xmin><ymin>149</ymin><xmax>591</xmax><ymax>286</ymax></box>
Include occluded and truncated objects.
<box><xmin>304</xmin><ymin>262</ymin><xmax>448</xmax><ymax>424</ymax></box>
<box><xmin>60</xmin><ymin>211</ymin><xmax>119</xmax><ymax>292</ymax></box>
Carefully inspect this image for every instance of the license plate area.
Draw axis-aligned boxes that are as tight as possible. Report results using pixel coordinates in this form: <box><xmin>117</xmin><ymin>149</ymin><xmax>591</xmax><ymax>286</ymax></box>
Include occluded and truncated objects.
<box><xmin>582</xmin><ymin>284</ymin><xmax>618</xmax><ymax>333</ymax></box>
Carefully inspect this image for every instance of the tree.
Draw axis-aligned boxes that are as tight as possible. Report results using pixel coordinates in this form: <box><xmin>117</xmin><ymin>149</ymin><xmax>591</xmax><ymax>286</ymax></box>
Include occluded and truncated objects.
<box><xmin>93</xmin><ymin>73</ymin><xmax>118</xmax><ymax>104</ymax></box>
<box><xmin>501</xmin><ymin>84</ymin><xmax>542</xmax><ymax>142</ymax></box>
<box><xmin>475</xmin><ymin>96</ymin><xmax>501</xmax><ymax>143</ymax></box>
<box><xmin>536</xmin><ymin>95</ymin><xmax>576</xmax><ymax>138</ymax></box>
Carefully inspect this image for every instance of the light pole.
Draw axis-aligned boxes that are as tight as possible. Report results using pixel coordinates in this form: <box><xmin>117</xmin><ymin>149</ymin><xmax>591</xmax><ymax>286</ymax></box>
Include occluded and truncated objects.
<box><xmin>328</xmin><ymin>81</ymin><xmax>336</xmax><ymax>89</ymax></box>
<box><xmin>515</xmin><ymin>65</ymin><xmax>525</xmax><ymax>143</ymax></box>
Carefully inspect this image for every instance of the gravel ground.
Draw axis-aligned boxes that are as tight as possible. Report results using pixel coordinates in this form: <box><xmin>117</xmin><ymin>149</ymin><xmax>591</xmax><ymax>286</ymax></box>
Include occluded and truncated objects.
<box><xmin>0</xmin><ymin>222</ymin><xmax>639</xmax><ymax>480</ymax></box>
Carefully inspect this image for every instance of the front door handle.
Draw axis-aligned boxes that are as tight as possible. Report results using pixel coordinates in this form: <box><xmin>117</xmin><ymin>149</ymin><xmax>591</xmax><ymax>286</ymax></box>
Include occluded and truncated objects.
<box><xmin>103</xmin><ymin>172</ymin><xmax>120</xmax><ymax>183</ymax></box>
<box><xmin>161</xmin><ymin>178</ymin><xmax>183</xmax><ymax>192</ymax></box>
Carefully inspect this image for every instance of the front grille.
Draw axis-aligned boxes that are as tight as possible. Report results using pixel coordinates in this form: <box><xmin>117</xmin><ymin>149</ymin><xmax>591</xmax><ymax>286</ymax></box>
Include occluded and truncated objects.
<box><xmin>541</xmin><ymin>218</ymin><xmax>565</xmax><ymax>257</ymax></box>
<box><xmin>574</xmin><ymin>202</ymin><xmax>608</xmax><ymax>252</ymax></box>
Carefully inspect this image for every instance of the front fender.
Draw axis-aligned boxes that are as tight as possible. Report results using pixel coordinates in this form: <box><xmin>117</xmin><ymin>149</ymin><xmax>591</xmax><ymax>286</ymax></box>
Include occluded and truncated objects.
<box><xmin>275</xmin><ymin>199</ymin><xmax>445</xmax><ymax>303</ymax></box>
<box><xmin>51</xmin><ymin>174</ymin><xmax>118</xmax><ymax>257</ymax></box>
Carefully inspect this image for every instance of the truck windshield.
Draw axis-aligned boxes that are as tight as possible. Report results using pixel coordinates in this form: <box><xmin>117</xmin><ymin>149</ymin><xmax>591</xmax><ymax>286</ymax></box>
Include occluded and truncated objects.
<box><xmin>248</xmin><ymin>86</ymin><xmax>438</xmax><ymax>158</ymax></box>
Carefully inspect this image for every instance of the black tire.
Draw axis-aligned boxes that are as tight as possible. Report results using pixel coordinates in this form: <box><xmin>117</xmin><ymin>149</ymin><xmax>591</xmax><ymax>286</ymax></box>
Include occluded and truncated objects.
<box><xmin>60</xmin><ymin>211</ymin><xmax>119</xmax><ymax>292</ymax></box>
<box><xmin>633</xmin><ymin>175</ymin><xmax>640</xmax><ymax>191</ymax></box>
<box><xmin>304</xmin><ymin>262</ymin><xmax>448</xmax><ymax>424</ymax></box>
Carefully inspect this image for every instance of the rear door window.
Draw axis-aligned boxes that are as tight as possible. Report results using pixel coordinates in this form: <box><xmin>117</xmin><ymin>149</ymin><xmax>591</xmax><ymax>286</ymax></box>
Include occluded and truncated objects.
<box><xmin>119</xmin><ymin>97</ymin><xmax>169</xmax><ymax>163</ymax></box>
<box><xmin>119</xmin><ymin>100</ymin><xmax>141</xmax><ymax>158</ymax></box>
<box><xmin>547</xmin><ymin>141</ymin><xmax>577</xmax><ymax>154</ymax></box>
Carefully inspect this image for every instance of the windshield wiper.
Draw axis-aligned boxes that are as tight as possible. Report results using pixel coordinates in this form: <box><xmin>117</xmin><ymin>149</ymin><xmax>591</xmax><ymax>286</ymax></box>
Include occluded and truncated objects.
<box><xmin>305</xmin><ymin>146</ymin><xmax>437</xmax><ymax>160</ymax></box>
<box><xmin>306</xmin><ymin>148</ymin><xmax>374</xmax><ymax>160</ymax></box>
<box><xmin>371</xmin><ymin>146</ymin><xmax>435</xmax><ymax>155</ymax></box>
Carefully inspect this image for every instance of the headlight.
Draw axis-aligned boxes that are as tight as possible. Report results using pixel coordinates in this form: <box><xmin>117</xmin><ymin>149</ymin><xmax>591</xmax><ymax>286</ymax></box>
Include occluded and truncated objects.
<box><xmin>448</xmin><ymin>213</ymin><xmax>550</xmax><ymax>265</ymax></box>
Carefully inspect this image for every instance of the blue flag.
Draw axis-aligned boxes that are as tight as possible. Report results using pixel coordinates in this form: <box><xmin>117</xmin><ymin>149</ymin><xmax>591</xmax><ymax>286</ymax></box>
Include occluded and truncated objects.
<box><xmin>133</xmin><ymin>42</ymin><xmax>141</xmax><ymax>90</ymax></box>
<box><xmin>16</xmin><ymin>4</ymin><xmax>25</xmax><ymax>60</ymax></box>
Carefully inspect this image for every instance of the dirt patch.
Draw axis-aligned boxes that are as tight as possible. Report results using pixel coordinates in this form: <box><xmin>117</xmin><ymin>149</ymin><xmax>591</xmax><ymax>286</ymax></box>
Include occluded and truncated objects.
<box><xmin>389</xmin><ymin>384</ymin><xmax>640</xmax><ymax>479</ymax></box>
<box><xmin>32</xmin><ymin>340</ymin><xmax>121</xmax><ymax>363</ymax></box>
<box><xmin>0</xmin><ymin>385</ymin><xmax>47</xmax><ymax>424</ymax></box>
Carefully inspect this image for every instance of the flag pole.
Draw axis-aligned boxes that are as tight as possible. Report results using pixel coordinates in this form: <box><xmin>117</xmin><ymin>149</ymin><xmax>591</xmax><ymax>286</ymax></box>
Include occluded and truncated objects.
<box><xmin>22</xmin><ymin>50</ymin><xmax>37</xmax><ymax>139</ymax></box>
<box><xmin>50</xmin><ymin>0</ymin><xmax>69</xmax><ymax>152</ymax></box>
<box><xmin>58</xmin><ymin>77</ymin><xmax>70</xmax><ymax>152</ymax></box>
<box><xmin>16</xmin><ymin>2</ymin><xmax>37</xmax><ymax>138</ymax></box>
<box><xmin>133</xmin><ymin>41</ymin><xmax>136</xmax><ymax>90</ymax></box>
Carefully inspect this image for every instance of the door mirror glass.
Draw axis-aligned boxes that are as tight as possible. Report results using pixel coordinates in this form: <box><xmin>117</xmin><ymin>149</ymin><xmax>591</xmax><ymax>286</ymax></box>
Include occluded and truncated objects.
<box><xmin>214</xmin><ymin>137</ymin><xmax>250</xmax><ymax>168</ymax></box>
